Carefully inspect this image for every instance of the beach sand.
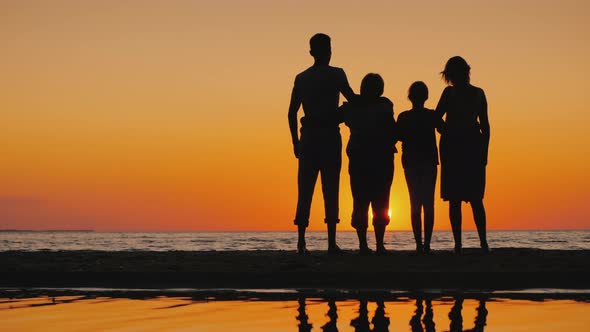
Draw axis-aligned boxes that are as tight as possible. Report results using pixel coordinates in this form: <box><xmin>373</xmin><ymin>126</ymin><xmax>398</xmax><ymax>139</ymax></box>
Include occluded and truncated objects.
<box><xmin>1</xmin><ymin>249</ymin><xmax>588</xmax><ymax>290</ymax></box>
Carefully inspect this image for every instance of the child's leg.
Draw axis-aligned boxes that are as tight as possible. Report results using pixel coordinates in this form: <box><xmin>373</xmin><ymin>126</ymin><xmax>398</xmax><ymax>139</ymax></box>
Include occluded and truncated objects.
<box><xmin>352</xmin><ymin>198</ymin><xmax>371</xmax><ymax>252</ymax></box>
<box><xmin>350</xmin><ymin>167</ymin><xmax>371</xmax><ymax>252</ymax></box>
<box><xmin>373</xmin><ymin>164</ymin><xmax>393</xmax><ymax>253</ymax></box>
<box><xmin>422</xmin><ymin>166</ymin><xmax>437</xmax><ymax>252</ymax></box>
<box><xmin>404</xmin><ymin>167</ymin><xmax>423</xmax><ymax>251</ymax></box>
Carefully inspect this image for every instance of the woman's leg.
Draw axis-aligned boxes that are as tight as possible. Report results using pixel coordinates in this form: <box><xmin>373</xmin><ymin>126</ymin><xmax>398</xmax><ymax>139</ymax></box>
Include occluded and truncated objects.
<box><xmin>449</xmin><ymin>200</ymin><xmax>462</xmax><ymax>252</ymax></box>
<box><xmin>297</xmin><ymin>225</ymin><xmax>307</xmax><ymax>254</ymax></box>
<box><xmin>470</xmin><ymin>199</ymin><xmax>489</xmax><ymax>251</ymax></box>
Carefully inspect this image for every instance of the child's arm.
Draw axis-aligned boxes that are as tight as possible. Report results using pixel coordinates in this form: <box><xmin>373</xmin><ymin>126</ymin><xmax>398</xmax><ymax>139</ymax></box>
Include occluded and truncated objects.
<box><xmin>288</xmin><ymin>82</ymin><xmax>302</xmax><ymax>159</ymax></box>
<box><xmin>383</xmin><ymin>100</ymin><xmax>398</xmax><ymax>150</ymax></box>
<box><xmin>395</xmin><ymin>113</ymin><xmax>405</xmax><ymax>143</ymax></box>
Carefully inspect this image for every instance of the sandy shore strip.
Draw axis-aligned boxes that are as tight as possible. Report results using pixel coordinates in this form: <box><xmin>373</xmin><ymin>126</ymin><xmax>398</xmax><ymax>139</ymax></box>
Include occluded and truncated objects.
<box><xmin>1</xmin><ymin>249</ymin><xmax>589</xmax><ymax>290</ymax></box>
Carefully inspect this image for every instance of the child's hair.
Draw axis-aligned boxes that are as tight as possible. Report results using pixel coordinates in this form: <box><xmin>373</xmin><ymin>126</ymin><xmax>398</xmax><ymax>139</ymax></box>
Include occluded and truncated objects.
<box><xmin>360</xmin><ymin>73</ymin><xmax>384</xmax><ymax>98</ymax></box>
<box><xmin>408</xmin><ymin>81</ymin><xmax>428</xmax><ymax>104</ymax></box>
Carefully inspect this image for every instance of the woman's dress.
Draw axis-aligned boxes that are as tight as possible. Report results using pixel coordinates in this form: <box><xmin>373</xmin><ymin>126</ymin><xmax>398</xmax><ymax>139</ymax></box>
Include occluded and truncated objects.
<box><xmin>437</xmin><ymin>85</ymin><xmax>489</xmax><ymax>202</ymax></box>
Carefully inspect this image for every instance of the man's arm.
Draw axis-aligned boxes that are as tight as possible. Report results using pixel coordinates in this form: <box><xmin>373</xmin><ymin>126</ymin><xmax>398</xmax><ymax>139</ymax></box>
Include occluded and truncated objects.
<box><xmin>339</xmin><ymin>69</ymin><xmax>357</xmax><ymax>102</ymax></box>
<box><xmin>288</xmin><ymin>84</ymin><xmax>302</xmax><ymax>158</ymax></box>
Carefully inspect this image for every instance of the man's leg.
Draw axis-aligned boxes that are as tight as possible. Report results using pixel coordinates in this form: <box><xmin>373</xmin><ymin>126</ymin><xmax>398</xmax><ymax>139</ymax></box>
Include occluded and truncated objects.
<box><xmin>294</xmin><ymin>152</ymin><xmax>319</xmax><ymax>253</ymax></box>
<box><xmin>320</xmin><ymin>135</ymin><xmax>342</xmax><ymax>252</ymax></box>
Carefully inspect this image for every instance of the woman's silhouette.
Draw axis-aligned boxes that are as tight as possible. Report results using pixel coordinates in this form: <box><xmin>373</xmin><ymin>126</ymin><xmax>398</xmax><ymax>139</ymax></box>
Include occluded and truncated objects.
<box><xmin>436</xmin><ymin>56</ymin><xmax>490</xmax><ymax>253</ymax></box>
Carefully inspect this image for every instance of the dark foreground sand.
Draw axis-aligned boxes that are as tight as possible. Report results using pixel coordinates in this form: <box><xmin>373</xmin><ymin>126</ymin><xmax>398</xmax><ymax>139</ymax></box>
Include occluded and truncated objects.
<box><xmin>1</xmin><ymin>249</ymin><xmax>589</xmax><ymax>290</ymax></box>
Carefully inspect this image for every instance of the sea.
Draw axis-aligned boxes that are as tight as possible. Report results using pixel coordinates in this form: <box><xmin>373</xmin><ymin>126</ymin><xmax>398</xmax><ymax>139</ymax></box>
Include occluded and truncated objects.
<box><xmin>2</xmin><ymin>230</ymin><xmax>589</xmax><ymax>331</ymax></box>
<box><xmin>0</xmin><ymin>230</ymin><xmax>588</xmax><ymax>251</ymax></box>
<box><xmin>1</xmin><ymin>290</ymin><xmax>589</xmax><ymax>331</ymax></box>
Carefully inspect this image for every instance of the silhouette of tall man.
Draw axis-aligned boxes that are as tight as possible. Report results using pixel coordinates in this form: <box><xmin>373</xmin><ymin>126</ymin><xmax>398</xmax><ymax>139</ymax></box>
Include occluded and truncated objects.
<box><xmin>288</xmin><ymin>33</ymin><xmax>356</xmax><ymax>254</ymax></box>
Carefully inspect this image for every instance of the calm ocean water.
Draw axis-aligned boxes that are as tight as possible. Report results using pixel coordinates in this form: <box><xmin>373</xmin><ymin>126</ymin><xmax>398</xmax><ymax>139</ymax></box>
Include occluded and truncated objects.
<box><xmin>0</xmin><ymin>230</ymin><xmax>588</xmax><ymax>251</ymax></box>
<box><xmin>1</xmin><ymin>293</ymin><xmax>589</xmax><ymax>331</ymax></box>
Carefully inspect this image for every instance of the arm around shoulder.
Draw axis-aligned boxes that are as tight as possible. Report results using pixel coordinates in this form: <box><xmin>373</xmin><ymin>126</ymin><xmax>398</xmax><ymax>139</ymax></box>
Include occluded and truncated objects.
<box><xmin>338</xmin><ymin>68</ymin><xmax>357</xmax><ymax>102</ymax></box>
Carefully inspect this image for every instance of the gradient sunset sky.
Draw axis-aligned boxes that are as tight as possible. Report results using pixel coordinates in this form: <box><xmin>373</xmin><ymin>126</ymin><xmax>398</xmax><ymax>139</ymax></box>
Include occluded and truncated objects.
<box><xmin>1</xmin><ymin>0</ymin><xmax>589</xmax><ymax>231</ymax></box>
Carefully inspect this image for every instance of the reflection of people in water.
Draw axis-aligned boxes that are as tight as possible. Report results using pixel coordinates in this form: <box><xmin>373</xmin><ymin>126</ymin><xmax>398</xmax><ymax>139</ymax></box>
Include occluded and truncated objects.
<box><xmin>350</xmin><ymin>299</ymin><xmax>390</xmax><ymax>332</ymax></box>
<box><xmin>322</xmin><ymin>299</ymin><xmax>339</xmax><ymax>332</ymax></box>
<box><xmin>448</xmin><ymin>298</ymin><xmax>464</xmax><ymax>332</ymax></box>
<box><xmin>423</xmin><ymin>300</ymin><xmax>435</xmax><ymax>332</ymax></box>
<box><xmin>448</xmin><ymin>298</ymin><xmax>488</xmax><ymax>332</ymax></box>
<box><xmin>410</xmin><ymin>299</ymin><xmax>424</xmax><ymax>332</ymax></box>
<box><xmin>466</xmin><ymin>300</ymin><xmax>488</xmax><ymax>332</ymax></box>
<box><xmin>351</xmin><ymin>299</ymin><xmax>371</xmax><ymax>332</ymax></box>
<box><xmin>410</xmin><ymin>299</ymin><xmax>435</xmax><ymax>332</ymax></box>
<box><xmin>296</xmin><ymin>297</ymin><xmax>313</xmax><ymax>332</ymax></box>
<box><xmin>372</xmin><ymin>300</ymin><xmax>390</xmax><ymax>332</ymax></box>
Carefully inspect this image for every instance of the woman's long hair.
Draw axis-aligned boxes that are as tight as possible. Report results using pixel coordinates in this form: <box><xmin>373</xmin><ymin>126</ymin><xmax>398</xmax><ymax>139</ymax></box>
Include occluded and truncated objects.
<box><xmin>441</xmin><ymin>56</ymin><xmax>470</xmax><ymax>86</ymax></box>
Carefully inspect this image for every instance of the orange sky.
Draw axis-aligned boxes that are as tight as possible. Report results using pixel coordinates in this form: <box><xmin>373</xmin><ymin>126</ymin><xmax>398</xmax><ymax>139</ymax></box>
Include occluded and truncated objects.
<box><xmin>1</xmin><ymin>0</ymin><xmax>589</xmax><ymax>231</ymax></box>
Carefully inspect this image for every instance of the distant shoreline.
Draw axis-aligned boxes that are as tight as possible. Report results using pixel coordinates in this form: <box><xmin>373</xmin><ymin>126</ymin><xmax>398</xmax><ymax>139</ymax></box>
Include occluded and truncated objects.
<box><xmin>0</xmin><ymin>229</ymin><xmax>95</xmax><ymax>233</ymax></box>
<box><xmin>1</xmin><ymin>249</ymin><xmax>588</xmax><ymax>290</ymax></box>
<box><xmin>1</xmin><ymin>229</ymin><xmax>588</xmax><ymax>232</ymax></box>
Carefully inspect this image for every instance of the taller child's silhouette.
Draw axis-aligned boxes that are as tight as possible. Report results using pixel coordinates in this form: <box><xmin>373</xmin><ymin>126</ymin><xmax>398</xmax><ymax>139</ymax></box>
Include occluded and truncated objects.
<box><xmin>288</xmin><ymin>33</ymin><xmax>356</xmax><ymax>254</ymax></box>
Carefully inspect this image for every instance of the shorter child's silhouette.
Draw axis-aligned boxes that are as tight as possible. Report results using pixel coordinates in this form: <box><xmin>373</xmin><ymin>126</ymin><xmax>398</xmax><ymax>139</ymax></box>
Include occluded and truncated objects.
<box><xmin>341</xmin><ymin>73</ymin><xmax>396</xmax><ymax>255</ymax></box>
<box><xmin>397</xmin><ymin>82</ymin><xmax>441</xmax><ymax>254</ymax></box>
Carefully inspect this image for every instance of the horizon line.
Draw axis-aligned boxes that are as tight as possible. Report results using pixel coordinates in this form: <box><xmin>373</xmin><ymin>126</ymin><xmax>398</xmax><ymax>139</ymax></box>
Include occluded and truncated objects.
<box><xmin>1</xmin><ymin>228</ymin><xmax>589</xmax><ymax>233</ymax></box>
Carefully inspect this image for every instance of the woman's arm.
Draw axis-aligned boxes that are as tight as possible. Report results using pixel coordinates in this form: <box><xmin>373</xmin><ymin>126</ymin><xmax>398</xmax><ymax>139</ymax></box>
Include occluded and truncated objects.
<box><xmin>435</xmin><ymin>87</ymin><xmax>450</xmax><ymax>134</ymax></box>
<box><xmin>478</xmin><ymin>89</ymin><xmax>490</xmax><ymax>139</ymax></box>
<box><xmin>478</xmin><ymin>89</ymin><xmax>490</xmax><ymax>164</ymax></box>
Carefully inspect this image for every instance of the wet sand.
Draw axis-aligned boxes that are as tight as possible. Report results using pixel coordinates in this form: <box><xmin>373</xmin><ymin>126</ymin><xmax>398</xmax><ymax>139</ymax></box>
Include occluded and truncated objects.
<box><xmin>1</xmin><ymin>248</ymin><xmax>589</xmax><ymax>289</ymax></box>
